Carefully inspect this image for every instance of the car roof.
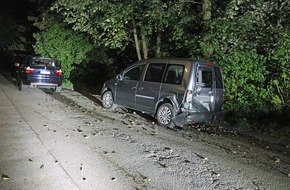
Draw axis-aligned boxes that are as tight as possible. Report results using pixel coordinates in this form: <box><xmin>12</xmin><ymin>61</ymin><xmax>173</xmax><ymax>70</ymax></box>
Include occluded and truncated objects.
<box><xmin>132</xmin><ymin>58</ymin><xmax>220</xmax><ymax>67</ymax></box>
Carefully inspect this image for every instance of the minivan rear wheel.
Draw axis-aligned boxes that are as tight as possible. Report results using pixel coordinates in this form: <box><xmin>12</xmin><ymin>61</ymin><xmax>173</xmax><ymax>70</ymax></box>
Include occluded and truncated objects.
<box><xmin>156</xmin><ymin>103</ymin><xmax>176</xmax><ymax>128</ymax></box>
<box><xmin>102</xmin><ymin>91</ymin><xmax>117</xmax><ymax>110</ymax></box>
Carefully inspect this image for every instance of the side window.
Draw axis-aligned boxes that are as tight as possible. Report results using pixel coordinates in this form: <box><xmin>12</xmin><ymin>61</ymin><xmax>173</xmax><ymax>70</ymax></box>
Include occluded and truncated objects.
<box><xmin>196</xmin><ymin>67</ymin><xmax>213</xmax><ymax>88</ymax></box>
<box><xmin>144</xmin><ymin>63</ymin><xmax>166</xmax><ymax>83</ymax></box>
<box><xmin>124</xmin><ymin>65</ymin><xmax>144</xmax><ymax>81</ymax></box>
<box><xmin>164</xmin><ymin>65</ymin><xmax>184</xmax><ymax>85</ymax></box>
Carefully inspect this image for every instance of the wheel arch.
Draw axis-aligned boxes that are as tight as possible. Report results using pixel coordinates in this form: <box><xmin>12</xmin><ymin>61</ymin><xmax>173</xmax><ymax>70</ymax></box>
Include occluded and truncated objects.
<box><xmin>101</xmin><ymin>87</ymin><xmax>114</xmax><ymax>99</ymax></box>
<box><xmin>154</xmin><ymin>95</ymin><xmax>179</xmax><ymax>115</ymax></box>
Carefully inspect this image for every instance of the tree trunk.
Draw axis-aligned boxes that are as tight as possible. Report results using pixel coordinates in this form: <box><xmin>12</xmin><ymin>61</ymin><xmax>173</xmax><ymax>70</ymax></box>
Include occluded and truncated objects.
<box><xmin>133</xmin><ymin>20</ymin><xmax>142</xmax><ymax>61</ymax></box>
<box><xmin>155</xmin><ymin>28</ymin><xmax>161</xmax><ymax>58</ymax></box>
<box><xmin>202</xmin><ymin>0</ymin><xmax>211</xmax><ymax>21</ymax></box>
<box><xmin>141</xmin><ymin>34</ymin><xmax>148</xmax><ymax>59</ymax></box>
<box><xmin>201</xmin><ymin>0</ymin><xmax>212</xmax><ymax>57</ymax></box>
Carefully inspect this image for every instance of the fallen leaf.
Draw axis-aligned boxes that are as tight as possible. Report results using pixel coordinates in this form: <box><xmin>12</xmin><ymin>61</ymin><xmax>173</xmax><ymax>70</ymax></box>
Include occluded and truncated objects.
<box><xmin>84</xmin><ymin>121</ymin><xmax>92</xmax><ymax>126</ymax></box>
<box><xmin>1</xmin><ymin>174</ymin><xmax>10</xmax><ymax>180</ymax></box>
<box><xmin>211</xmin><ymin>171</ymin><xmax>220</xmax><ymax>177</ymax></box>
<box><xmin>40</xmin><ymin>165</ymin><xmax>44</xmax><ymax>169</ymax></box>
<box><xmin>151</xmin><ymin>132</ymin><xmax>157</xmax><ymax>136</ymax></box>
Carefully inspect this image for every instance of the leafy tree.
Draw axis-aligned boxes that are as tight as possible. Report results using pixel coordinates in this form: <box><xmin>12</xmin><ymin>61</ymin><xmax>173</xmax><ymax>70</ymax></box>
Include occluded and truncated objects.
<box><xmin>31</xmin><ymin>0</ymin><xmax>289</xmax><ymax>122</ymax></box>
<box><xmin>0</xmin><ymin>13</ymin><xmax>32</xmax><ymax>54</ymax></box>
<box><xmin>33</xmin><ymin>22</ymin><xmax>94</xmax><ymax>87</ymax></box>
<box><xmin>192</xmin><ymin>0</ymin><xmax>290</xmax><ymax>119</ymax></box>
<box><xmin>51</xmin><ymin>0</ymin><xmax>196</xmax><ymax>60</ymax></box>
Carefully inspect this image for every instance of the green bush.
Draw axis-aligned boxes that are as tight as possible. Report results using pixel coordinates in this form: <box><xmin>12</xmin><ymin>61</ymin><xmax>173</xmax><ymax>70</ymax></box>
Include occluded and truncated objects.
<box><xmin>267</xmin><ymin>31</ymin><xmax>290</xmax><ymax>109</ymax></box>
<box><xmin>33</xmin><ymin>22</ymin><xmax>94</xmax><ymax>83</ymax></box>
<box><xmin>219</xmin><ymin>49</ymin><xmax>269</xmax><ymax>118</ymax></box>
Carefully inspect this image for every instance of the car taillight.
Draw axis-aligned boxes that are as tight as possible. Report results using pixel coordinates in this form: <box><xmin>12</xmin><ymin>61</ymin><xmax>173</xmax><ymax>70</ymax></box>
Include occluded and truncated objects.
<box><xmin>25</xmin><ymin>67</ymin><xmax>35</xmax><ymax>74</ymax></box>
<box><xmin>186</xmin><ymin>90</ymin><xmax>192</xmax><ymax>103</ymax></box>
<box><xmin>206</xmin><ymin>62</ymin><xmax>212</xmax><ymax>67</ymax></box>
<box><xmin>54</xmin><ymin>69</ymin><xmax>63</xmax><ymax>76</ymax></box>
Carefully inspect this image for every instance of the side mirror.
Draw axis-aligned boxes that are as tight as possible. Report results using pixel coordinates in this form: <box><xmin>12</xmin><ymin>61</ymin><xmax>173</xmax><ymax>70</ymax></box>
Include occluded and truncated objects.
<box><xmin>116</xmin><ymin>74</ymin><xmax>123</xmax><ymax>81</ymax></box>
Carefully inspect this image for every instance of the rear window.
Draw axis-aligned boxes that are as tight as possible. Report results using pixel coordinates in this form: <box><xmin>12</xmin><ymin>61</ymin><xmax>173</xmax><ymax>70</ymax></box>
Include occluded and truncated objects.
<box><xmin>30</xmin><ymin>58</ymin><xmax>60</xmax><ymax>68</ymax></box>
<box><xmin>196</xmin><ymin>66</ymin><xmax>213</xmax><ymax>88</ymax></box>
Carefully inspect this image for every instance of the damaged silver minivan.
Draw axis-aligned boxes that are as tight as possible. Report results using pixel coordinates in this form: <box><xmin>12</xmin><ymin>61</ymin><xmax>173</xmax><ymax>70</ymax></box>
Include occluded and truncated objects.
<box><xmin>101</xmin><ymin>58</ymin><xmax>224</xmax><ymax>128</ymax></box>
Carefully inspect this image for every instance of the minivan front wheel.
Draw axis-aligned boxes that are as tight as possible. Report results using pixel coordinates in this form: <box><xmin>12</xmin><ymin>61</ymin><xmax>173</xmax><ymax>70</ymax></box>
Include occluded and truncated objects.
<box><xmin>156</xmin><ymin>103</ymin><xmax>176</xmax><ymax>128</ymax></box>
<box><xmin>102</xmin><ymin>91</ymin><xmax>117</xmax><ymax>110</ymax></box>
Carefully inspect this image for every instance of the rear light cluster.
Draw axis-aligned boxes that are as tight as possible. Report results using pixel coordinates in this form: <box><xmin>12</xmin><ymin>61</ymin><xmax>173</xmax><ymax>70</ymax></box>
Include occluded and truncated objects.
<box><xmin>54</xmin><ymin>69</ymin><xmax>63</xmax><ymax>76</ymax></box>
<box><xmin>206</xmin><ymin>62</ymin><xmax>212</xmax><ymax>67</ymax></box>
<box><xmin>25</xmin><ymin>67</ymin><xmax>36</xmax><ymax>74</ymax></box>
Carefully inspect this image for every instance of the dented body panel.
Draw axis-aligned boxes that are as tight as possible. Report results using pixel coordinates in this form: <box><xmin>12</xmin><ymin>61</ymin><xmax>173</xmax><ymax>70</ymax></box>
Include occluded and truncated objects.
<box><xmin>101</xmin><ymin>58</ymin><xmax>224</xmax><ymax>127</ymax></box>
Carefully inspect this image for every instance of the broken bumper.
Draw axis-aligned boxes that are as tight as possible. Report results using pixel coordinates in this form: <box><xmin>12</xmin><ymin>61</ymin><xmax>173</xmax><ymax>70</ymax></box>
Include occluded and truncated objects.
<box><xmin>172</xmin><ymin>111</ymin><xmax>223</xmax><ymax>126</ymax></box>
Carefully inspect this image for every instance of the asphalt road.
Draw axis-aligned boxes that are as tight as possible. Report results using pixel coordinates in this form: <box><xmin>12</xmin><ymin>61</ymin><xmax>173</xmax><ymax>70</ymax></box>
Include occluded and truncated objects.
<box><xmin>0</xmin><ymin>74</ymin><xmax>136</xmax><ymax>190</ymax></box>
<box><xmin>0</xmin><ymin>74</ymin><xmax>289</xmax><ymax>190</ymax></box>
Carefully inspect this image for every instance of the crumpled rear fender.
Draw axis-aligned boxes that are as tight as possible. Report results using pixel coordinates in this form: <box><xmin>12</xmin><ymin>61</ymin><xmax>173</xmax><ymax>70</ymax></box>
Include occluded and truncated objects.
<box><xmin>155</xmin><ymin>95</ymin><xmax>180</xmax><ymax>114</ymax></box>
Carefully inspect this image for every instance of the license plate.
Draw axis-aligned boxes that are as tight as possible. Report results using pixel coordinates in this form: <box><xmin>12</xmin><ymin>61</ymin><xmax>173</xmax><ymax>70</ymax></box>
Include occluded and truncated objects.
<box><xmin>40</xmin><ymin>70</ymin><xmax>50</xmax><ymax>74</ymax></box>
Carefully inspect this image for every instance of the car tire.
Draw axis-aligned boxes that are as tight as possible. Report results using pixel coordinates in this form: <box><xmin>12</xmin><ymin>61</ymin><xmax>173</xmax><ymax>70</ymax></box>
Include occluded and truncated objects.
<box><xmin>55</xmin><ymin>86</ymin><xmax>62</xmax><ymax>93</ymax></box>
<box><xmin>102</xmin><ymin>91</ymin><xmax>117</xmax><ymax>110</ymax></box>
<box><xmin>19</xmin><ymin>82</ymin><xmax>27</xmax><ymax>91</ymax></box>
<box><xmin>156</xmin><ymin>103</ymin><xmax>176</xmax><ymax>128</ymax></box>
